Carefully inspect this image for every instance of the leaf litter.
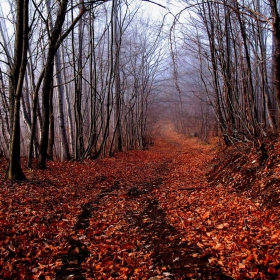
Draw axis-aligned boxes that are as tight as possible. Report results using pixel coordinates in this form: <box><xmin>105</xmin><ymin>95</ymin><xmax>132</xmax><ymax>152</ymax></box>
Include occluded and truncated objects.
<box><xmin>0</xmin><ymin>129</ymin><xmax>280</xmax><ymax>279</ymax></box>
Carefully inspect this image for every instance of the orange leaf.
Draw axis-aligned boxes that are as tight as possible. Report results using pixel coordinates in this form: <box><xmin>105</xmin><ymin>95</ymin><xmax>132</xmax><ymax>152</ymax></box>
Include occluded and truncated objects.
<box><xmin>202</xmin><ymin>211</ymin><xmax>211</xmax><ymax>220</ymax></box>
<box><xmin>267</xmin><ymin>267</ymin><xmax>276</xmax><ymax>274</ymax></box>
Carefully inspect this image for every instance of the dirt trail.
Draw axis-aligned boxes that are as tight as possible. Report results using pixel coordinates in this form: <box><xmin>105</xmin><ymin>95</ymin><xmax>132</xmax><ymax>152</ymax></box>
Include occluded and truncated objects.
<box><xmin>54</xmin><ymin>128</ymin><xmax>230</xmax><ymax>279</ymax></box>
<box><xmin>1</xmin><ymin>126</ymin><xmax>280</xmax><ymax>279</ymax></box>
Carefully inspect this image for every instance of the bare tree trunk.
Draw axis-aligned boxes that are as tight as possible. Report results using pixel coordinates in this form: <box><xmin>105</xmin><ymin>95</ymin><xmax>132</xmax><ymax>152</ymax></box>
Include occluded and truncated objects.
<box><xmin>113</xmin><ymin>0</ymin><xmax>122</xmax><ymax>153</ymax></box>
<box><xmin>47</xmin><ymin>85</ymin><xmax>54</xmax><ymax>160</ymax></box>
<box><xmin>270</xmin><ymin>0</ymin><xmax>280</xmax><ymax>119</ymax></box>
<box><xmin>0</xmin><ymin>68</ymin><xmax>10</xmax><ymax>154</ymax></box>
<box><xmin>46</xmin><ymin>0</ymin><xmax>70</xmax><ymax>161</ymax></box>
<box><xmin>54</xmin><ymin>50</ymin><xmax>71</xmax><ymax>161</ymax></box>
<box><xmin>82</xmin><ymin>9</ymin><xmax>98</xmax><ymax>159</ymax></box>
<box><xmin>38</xmin><ymin>0</ymin><xmax>85</xmax><ymax>168</ymax></box>
<box><xmin>255</xmin><ymin>0</ymin><xmax>276</xmax><ymax>131</ymax></box>
<box><xmin>200</xmin><ymin>1</ymin><xmax>230</xmax><ymax>145</ymax></box>
<box><xmin>235</xmin><ymin>2</ymin><xmax>259</xmax><ymax>137</ymax></box>
<box><xmin>27</xmin><ymin>71</ymin><xmax>44</xmax><ymax>167</ymax></box>
<box><xmin>73</xmin><ymin>1</ymin><xmax>85</xmax><ymax>160</ymax></box>
<box><xmin>7</xmin><ymin>0</ymin><xmax>29</xmax><ymax>180</ymax></box>
<box><xmin>61</xmin><ymin>45</ymin><xmax>74</xmax><ymax>156</ymax></box>
<box><xmin>38</xmin><ymin>1</ymin><xmax>69</xmax><ymax>168</ymax></box>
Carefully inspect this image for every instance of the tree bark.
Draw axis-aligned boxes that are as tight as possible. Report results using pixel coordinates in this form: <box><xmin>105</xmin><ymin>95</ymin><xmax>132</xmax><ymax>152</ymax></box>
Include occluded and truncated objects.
<box><xmin>113</xmin><ymin>0</ymin><xmax>123</xmax><ymax>153</ymax></box>
<box><xmin>38</xmin><ymin>0</ymin><xmax>85</xmax><ymax>168</ymax></box>
<box><xmin>270</xmin><ymin>1</ymin><xmax>280</xmax><ymax>118</ymax></box>
<box><xmin>7</xmin><ymin>0</ymin><xmax>29</xmax><ymax>180</ymax></box>
<box><xmin>73</xmin><ymin>1</ymin><xmax>85</xmax><ymax>160</ymax></box>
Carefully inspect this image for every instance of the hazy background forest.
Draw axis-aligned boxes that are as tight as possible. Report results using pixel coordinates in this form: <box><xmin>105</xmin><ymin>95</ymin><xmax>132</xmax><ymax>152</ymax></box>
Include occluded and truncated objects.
<box><xmin>0</xmin><ymin>0</ymin><xmax>279</xmax><ymax>179</ymax></box>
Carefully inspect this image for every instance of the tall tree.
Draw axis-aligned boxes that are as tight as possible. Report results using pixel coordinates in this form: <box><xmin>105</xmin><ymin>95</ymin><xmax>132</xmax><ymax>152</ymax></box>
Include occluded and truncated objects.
<box><xmin>44</xmin><ymin>0</ymin><xmax>70</xmax><ymax>161</ymax></box>
<box><xmin>38</xmin><ymin>0</ymin><xmax>86</xmax><ymax>168</ymax></box>
<box><xmin>7</xmin><ymin>0</ymin><xmax>29</xmax><ymax>180</ymax></box>
<box><xmin>112</xmin><ymin>0</ymin><xmax>123</xmax><ymax>153</ymax></box>
<box><xmin>72</xmin><ymin>0</ymin><xmax>85</xmax><ymax>160</ymax></box>
<box><xmin>270</xmin><ymin>0</ymin><xmax>280</xmax><ymax>114</ymax></box>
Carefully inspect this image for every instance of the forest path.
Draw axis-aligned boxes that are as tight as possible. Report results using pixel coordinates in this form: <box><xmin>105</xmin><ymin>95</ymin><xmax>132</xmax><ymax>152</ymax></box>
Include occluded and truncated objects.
<box><xmin>1</xmin><ymin>125</ymin><xmax>280</xmax><ymax>279</ymax></box>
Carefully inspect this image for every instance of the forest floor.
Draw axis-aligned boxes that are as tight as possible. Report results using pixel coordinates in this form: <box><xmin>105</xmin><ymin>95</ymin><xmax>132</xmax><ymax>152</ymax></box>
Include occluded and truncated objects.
<box><xmin>0</xmin><ymin>125</ymin><xmax>280</xmax><ymax>279</ymax></box>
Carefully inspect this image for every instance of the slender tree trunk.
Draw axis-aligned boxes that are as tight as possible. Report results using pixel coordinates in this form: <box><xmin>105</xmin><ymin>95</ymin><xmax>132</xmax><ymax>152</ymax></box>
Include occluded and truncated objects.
<box><xmin>235</xmin><ymin>2</ymin><xmax>259</xmax><ymax>137</ymax></box>
<box><xmin>38</xmin><ymin>0</ymin><xmax>69</xmax><ymax>168</ymax></box>
<box><xmin>256</xmin><ymin>0</ymin><xmax>277</xmax><ymax>131</ymax></box>
<box><xmin>38</xmin><ymin>0</ymin><xmax>86</xmax><ymax>168</ymax></box>
<box><xmin>82</xmin><ymin>10</ymin><xmax>98</xmax><ymax>159</ymax></box>
<box><xmin>73</xmin><ymin>1</ymin><xmax>85</xmax><ymax>160</ymax></box>
<box><xmin>47</xmin><ymin>85</ymin><xmax>54</xmax><ymax>160</ymax></box>
<box><xmin>0</xmin><ymin>69</ymin><xmax>10</xmax><ymax>153</ymax></box>
<box><xmin>46</xmin><ymin>0</ymin><xmax>70</xmax><ymax>161</ymax></box>
<box><xmin>223</xmin><ymin>2</ymin><xmax>235</xmax><ymax>135</ymax></box>
<box><xmin>61</xmin><ymin>45</ymin><xmax>74</xmax><ymax>156</ymax></box>
<box><xmin>201</xmin><ymin>2</ymin><xmax>230</xmax><ymax>145</ymax></box>
<box><xmin>7</xmin><ymin>0</ymin><xmax>29</xmax><ymax>180</ymax></box>
<box><xmin>54</xmin><ymin>51</ymin><xmax>71</xmax><ymax>161</ymax></box>
<box><xmin>113</xmin><ymin>0</ymin><xmax>122</xmax><ymax>153</ymax></box>
<box><xmin>270</xmin><ymin>0</ymin><xmax>280</xmax><ymax>118</ymax></box>
<box><xmin>27</xmin><ymin>71</ymin><xmax>44</xmax><ymax>167</ymax></box>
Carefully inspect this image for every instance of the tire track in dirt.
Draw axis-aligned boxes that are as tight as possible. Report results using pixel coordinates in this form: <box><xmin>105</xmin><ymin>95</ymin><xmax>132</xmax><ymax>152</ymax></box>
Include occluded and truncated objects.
<box><xmin>127</xmin><ymin>198</ymin><xmax>231</xmax><ymax>279</ymax></box>
<box><xmin>55</xmin><ymin>181</ymin><xmax>123</xmax><ymax>279</ymax></box>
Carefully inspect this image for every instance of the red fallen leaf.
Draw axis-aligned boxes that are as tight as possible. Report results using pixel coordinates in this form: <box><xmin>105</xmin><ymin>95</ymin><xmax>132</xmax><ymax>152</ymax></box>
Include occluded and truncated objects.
<box><xmin>216</xmin><ymin>223</ymin><xmax>229</xmax><ymax>229</ymax></box>
<box><xmin>247</xmin><ymin>267</ymin><xmax>259</xmax><ymax>278</ymax></box>
<box><xmin>181</xmin><ymin>220</ymin><xmax>188</xmax><ymax>228</ymax></box>
<box><xmin>263</xmin><ymin>254</ymin><xmax>273</xmax><ymax>265</ymax></box>
<box><xmin>119</xmin><ymin>243</ymin><xmax>134</xmax><ymax>250</ymax></box>
<box><xmin>239</xmin><ymin>263</ymin><xmax>246</xmax><ymax>270</ymax></box>
<box><xmin>198</xmin><ymin>225</ymin><xmax>207</xmax><ymax>232</ymax></box>
<box><xmin>270</xmin><ymin>233</ymin><xmax>279</xmax><ymax>242</ymax></box>
<box><xmin>208</xmin><ymin>257</ymin><xmax>217</xmax><ymax>265</ymax></box>
<box><xmin>73</xmin><ymin>247</ymin><xmax>80</xmax><ymax>254</ymax></box>
<box><xmin>2</xmin><ymin>271</ymin><xmax>12</xmax><ymax>278</ymax></box>
<box><xmin>94</xmin><ymin>262</ymin><xmax>102</xmax><ymax>270</ymax></box>
<box><xmin>246</xmin><ymin>254</ymin><xmax>254</xmax><ymax>262</ymax></box>
<box><xmin>267</xmin><ymin>267</ymin><xmax>276</xmax><ymax>274</ymax></box>
<box><xmin>119</xmin><ymin>267</ymin><xmax>129</xmax><ymax>275</ymax></box>
<box><xmin>202</xmin><ymin>211</ymin><xmax>210</xmax><ymax>220</ymax></box>
<box><xmin>212</xmin><ymin>242</ymin><xmax>224</xmax><ymax>251</ymax></box>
